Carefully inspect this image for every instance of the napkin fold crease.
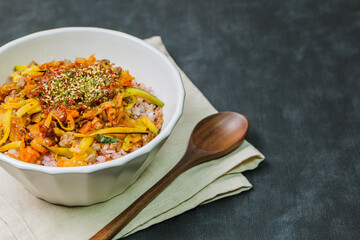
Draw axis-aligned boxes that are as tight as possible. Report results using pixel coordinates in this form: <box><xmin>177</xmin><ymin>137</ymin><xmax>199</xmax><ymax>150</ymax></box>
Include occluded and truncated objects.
<box><xmin>0</xmin><ymin>36</ymin><xmax>264</xmax><ymax>240</ymax></box>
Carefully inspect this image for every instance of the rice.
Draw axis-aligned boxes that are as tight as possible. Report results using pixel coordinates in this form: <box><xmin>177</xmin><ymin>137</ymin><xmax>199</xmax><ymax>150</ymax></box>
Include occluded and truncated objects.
<box><xmin>40</xmin><ymin>153</ymin><xmax>58</xmax><ymax>167</ymax></box>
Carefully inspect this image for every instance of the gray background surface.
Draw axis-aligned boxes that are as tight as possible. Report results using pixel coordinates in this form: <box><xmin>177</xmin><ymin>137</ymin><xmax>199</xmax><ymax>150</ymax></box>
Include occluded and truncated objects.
<box><xmin>1</xmin><ymin>0</ymin><xmax>359</xmax><ymax>239</ymax></box>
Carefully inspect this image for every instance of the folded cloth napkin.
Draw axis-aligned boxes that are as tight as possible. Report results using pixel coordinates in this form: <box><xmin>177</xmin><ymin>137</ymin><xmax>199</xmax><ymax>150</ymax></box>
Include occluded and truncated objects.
<box><xmin>0</xmin><ymin>36</ymin><xmax>265</xmax><ymax>240</ymax></box>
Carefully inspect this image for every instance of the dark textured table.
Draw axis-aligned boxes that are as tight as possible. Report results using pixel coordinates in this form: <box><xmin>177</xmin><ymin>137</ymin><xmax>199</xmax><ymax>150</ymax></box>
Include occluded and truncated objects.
<box><xmin>1</xmin><ymin>0</ymin><xmax>359</xmax><ymax>239</ymax></box>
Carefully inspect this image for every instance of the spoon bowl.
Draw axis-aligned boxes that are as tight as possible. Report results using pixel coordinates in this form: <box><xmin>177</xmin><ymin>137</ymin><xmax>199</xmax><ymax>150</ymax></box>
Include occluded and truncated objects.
<box><xmin>91</xmin><ymin>112</ymin><xmax>249</xmax><ymax>240</ymax></box>
<box><xmin>189</xmin><ymin>112</ymin><xmax>249</xmax><ymax>163</ymax></box>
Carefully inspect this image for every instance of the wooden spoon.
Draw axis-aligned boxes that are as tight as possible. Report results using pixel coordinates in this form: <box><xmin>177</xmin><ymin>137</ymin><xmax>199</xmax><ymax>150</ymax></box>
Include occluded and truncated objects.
<box><xmin>90</xmin><ymin>112</ymin><xmax>249</xmax><ymax>240</ymax></box>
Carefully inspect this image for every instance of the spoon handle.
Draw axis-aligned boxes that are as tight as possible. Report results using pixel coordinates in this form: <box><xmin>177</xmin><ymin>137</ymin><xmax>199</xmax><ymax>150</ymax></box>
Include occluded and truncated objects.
<box><xmin>90</xmin><ymin>112</ymin><xmax>249</xmax><ymax>240</ymax></box>
<box><xmin>89</xmin><ymin>149</ymin><xmax>199</xmax><ymax>240</ymax></box>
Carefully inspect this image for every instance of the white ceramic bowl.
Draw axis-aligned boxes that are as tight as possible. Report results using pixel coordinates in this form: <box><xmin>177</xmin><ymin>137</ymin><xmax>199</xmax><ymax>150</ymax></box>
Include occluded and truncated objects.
<box><xmin>0</xmin><ymin>27</ymin><xmax>185</xmax><ymax>206</ymax></box>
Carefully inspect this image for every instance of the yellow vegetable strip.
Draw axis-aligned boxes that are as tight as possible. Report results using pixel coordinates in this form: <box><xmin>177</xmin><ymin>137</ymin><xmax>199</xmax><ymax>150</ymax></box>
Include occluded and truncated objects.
<box><xmin>31</xmin><ymin>113</ymin><xmax>42</xmax><ymax>123</ymax></box>
<box><xmin>141</xmin><ymin>116</ymin><xmax>158</xmax><ymax>134</ymax></box>
<box><xmin>3</xmin><ymin>99</ymin><xmax>33</xmax><ymax>109</ymax></box>
<box><xmin>44</xmin><ymin>112</ymin><xmax>53</xmax><ymax>128</ymax></box>
<box><xmin>26</xmin><ymin>105</ymin><xmax>42</xmax><ymax>115</ymax></box>
<box><xmin>72</xmin><ymin>132</ymin><xmax>86</xmax><ymax>138</ymax></box>
<box><xmin>53</xmin><ymin>128</ymin><xmax>85</xmax><ymax>138</ymax></box>
<box><xmin>14</xmin><ymin>65</ymin><xmax>27</xmax><ymax>71</ymax></box>
<box><xmin>66</xmin><ymin>115</ymin><xmax>75</xmax><ymax>130</ymax></box>
<box><xmin>10</xmin><ymin>65</ymin><xmax>40</xmax><ymax>82</ymax></box>
<box><xmin>125</xmin><ymin>96</ymin><xmax>137</xmax><ymax>111</ymax></box>
<box><xmin>136</xmin><ymin>119</ymin><xmax>146</xmax><ymax>128</ymax></box>
<box><xmin>78</xmin><ymin>137</ymin><xmax>94</xmax><ymax>155</ymax></box>
<box><xmin>56</xmin><ymin>148</ymin><xmax>74</xmax><ymax>159</ymax></box>
<box><xmin>46</xmin><ymin>110</ymin><xmax>76</xmax><ymax>131</ymax></box>
<box><xmin>86</xmin><ymin>147</ymin><xmax>95</xmax><ymax>155</ymax></box>
<box><xmin>132</xmin><ymin>134</ymin><xmax>143</xmax><ymax>143</ymax></box>
<box><xmin>16</xmin><ymin>99</ymin><xmax>40</xmax><ymax>117</ymax></box>
<box><xmin>0</xmin><ymin>109</ymin><xmax>12</xmax><ymax>146</ymax></box>
<box><xmin>53</xmin><ymin>128</ymin><xmax>63</xmax><ymax>136</ymax></box>
<box><xmin>10</xmin><ymin>73</ymin><xmax>21</xmax><ymax>82</ymax></box>
<box><xmin>0</xmin><ymin>141</ymin><xmax>22</xmax><ymax>152</ymax></box>
<box><xmin>45</xmin><ymin>146</ymin><xmax>74</xmax><ymax>159</ymax></box>
<box><xmin>89</xmin><ymin>127</ymin><xmax>147</xmax><ymax>136</ymax></box>
<box><xmin>121</xmin><ymin>134</ymin><xmax>142</xmax><ymax>151</ymax></box>
<box><xmin>30</xmin><ymin>138</ymin><xmax>47</xmax><ymax>153</ymax></box>
<box><xmin>121</xmin><ymin>134</ymin><xmax>132</xmax><ymax>151</ymax></box>
<box><xmin>21</xmin><ymin>65</ymin><xmax>40</xmax><ymax>75</ymax></box>
<box><xmin>52</xmin><ymin>114</ymin><xmax>75</xmax><ymax>131</ymax></box>
<box><xmin>124</xmin><ymin>87</ymin><xmax>164</xmax><ymax>107</ymax></box>
<box><xmin>72</xmin><ymin>153</ymin><xmax>88</xmax><ymax>162</ymax></box>
<box><xmin>71</xmin><ymin>137</ymin><xmax>94</xmax><ymax>155</ymax></box>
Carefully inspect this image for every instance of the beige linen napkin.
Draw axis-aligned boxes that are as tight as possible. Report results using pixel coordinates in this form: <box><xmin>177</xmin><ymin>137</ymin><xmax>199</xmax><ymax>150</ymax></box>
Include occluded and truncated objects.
<box><xmin>0</xmin><ymin>36</ymin><xmax>264</xmax><ymax>240</ymax></box>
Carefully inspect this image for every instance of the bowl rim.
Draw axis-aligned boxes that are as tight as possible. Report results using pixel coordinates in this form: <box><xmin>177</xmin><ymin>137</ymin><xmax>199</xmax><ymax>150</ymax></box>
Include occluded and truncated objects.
<box><xmin>0</xmin><ymin>27</ymin><xmax>185</xmax><ymax>174</ymax></box>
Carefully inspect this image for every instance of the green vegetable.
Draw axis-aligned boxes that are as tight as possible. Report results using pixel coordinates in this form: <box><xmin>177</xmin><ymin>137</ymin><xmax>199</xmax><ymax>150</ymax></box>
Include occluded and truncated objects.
<box><xmin>123</xmin><ymin>87</ymin><xmax>164</xmax><ymax>107</ymax></box>
<box><xmin>96</xmin><ymin>134</ymin><xmax>119</xmax><ymax>143</ymax></box>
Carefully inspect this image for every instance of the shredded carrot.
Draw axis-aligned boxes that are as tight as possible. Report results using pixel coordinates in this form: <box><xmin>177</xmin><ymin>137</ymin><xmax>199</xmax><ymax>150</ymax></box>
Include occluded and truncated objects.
<box><xmin>79</xmin><ymin>121</ymin><xmax>93</xmax><ymax>134</ymax></box>
<box><xmin>107</xmin><ymin>108</ymin><xmax>117</xmax><ymax>124</ymax></box>
<box><xmin>115</xmin><ymin>93</ymin><xmax>124</xmax><ymax>108</ymax></box>
<box><xmin>82</xmin><ymin>101</ymin><xmax>113</xmax><ymax>118</ymax></box>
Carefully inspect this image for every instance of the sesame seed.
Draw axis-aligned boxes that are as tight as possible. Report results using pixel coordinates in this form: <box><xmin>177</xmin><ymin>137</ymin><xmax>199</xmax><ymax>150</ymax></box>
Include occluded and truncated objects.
<box><xmin>32</xmin><ymin>62</ymin><xmax>121</xmax><ymax>110</ymax></box>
